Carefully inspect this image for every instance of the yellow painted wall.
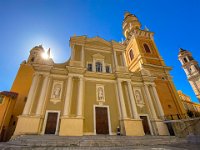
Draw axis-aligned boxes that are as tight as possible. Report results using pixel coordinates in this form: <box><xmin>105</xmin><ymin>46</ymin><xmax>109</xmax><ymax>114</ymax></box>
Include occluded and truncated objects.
<box><xmin>0</xmin><ymin>97</ymin><xmax>9</xmax><ymax>126</ymax></box>
<box><xmin>11</xmin><ymin>64</ymin><xmax>34</xmax><ymax>116</ymax></box>
<box><xmin>84</xmin><ymin>80</ymin><xmax>119</xmax><ymax>134</ymax></box>
<box><xmin>0</xmin><ymin>63</ymin><xmax>34</xmax><ymax>140</ymax></box>
<box><xmin>155</xmin><ymin>79</ymin><xmax>183</xmax><ymax>116</ymax></box>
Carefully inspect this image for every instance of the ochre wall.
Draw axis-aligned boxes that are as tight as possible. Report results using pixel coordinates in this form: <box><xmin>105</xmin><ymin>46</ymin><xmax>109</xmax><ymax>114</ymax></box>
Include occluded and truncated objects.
<box><xmin>155</xmin><ymin>79</ymin><xmax>184</xmax><ymax>116</ymax></box>
<box><xmin>11</xmin><ymin>64</ymin><xmax>34</xmax><ymax>116</ymax></box>
<box><xmin>84</xmin><ymin>80</ymin><xmax>119</xmax><ymax>134</ymax></box>
<box><xmin>2</xmin><ymin>63</ymin><xmax>34</xmax><ymax>140</ymax></box>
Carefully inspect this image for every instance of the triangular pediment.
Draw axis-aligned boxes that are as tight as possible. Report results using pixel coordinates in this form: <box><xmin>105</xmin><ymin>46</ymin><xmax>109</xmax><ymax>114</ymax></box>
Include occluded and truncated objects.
<box><xmin>86</xmin><ymin>36</ymin><xmax>111</xmax><ymax>48</ymax></box>
<box><xmin>92</xmin><ymin>53</ymin><xmax>105</xmax><ymax>59</ymax></box>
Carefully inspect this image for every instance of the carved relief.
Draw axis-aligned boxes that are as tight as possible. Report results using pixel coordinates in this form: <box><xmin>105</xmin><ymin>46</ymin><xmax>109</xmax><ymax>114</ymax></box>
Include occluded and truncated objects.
<box><xmin>50</xmin><ymin>80</ymin><xmax>63</xmax><ymax>104</ymax></box>
<box><xmin>96</xmin><ymin>84</ymin><xmax>105</xmax><ymax>102</ymax></box>
<box><xmin>52</xmin><ymin>84</ymin><xmax>61</xmax><ymax>99</ymax></box>
<box><xmin>134</xmin><ymin>89</ymin><xmax>145</xmax><ymax>108</ymax></box>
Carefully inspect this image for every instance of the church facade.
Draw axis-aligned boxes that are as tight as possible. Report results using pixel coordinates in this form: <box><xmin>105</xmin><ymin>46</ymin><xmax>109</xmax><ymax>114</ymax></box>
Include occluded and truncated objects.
<box><xmin>12</xmin><ymin>12</ymin><xmax>185</xmax><ymax>137</ymax></box>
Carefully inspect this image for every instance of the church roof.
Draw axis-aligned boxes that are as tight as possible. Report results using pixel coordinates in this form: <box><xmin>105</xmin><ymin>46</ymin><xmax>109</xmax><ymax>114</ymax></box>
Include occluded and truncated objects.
<box><xmin>0</xmin><ymin>91</ymin><xmax>18</xmax><ymax>99</ymax></box>
<box><xmin>179</xmin><ymin>48</ymin><xmax>187</xmax><ymax>53</ymax></box>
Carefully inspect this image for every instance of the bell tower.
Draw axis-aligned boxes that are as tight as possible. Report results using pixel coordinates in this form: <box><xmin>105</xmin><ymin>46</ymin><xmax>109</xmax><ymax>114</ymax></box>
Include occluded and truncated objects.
<box><xmin>178</xmin><ymin>48</ymin><xmax>200</xmax><ymax>102</ymax></box>
<box><xmin>123</xmin><ymin>12</ymin><xmax>184</xmax><ymax>117</ymax></box>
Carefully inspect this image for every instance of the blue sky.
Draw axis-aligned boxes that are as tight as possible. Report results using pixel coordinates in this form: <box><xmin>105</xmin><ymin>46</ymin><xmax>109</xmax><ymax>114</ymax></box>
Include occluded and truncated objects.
<box><xmin>0</xmin><ymin>0</ymin><xmax>200</xmax><ymax>103</ymax></box>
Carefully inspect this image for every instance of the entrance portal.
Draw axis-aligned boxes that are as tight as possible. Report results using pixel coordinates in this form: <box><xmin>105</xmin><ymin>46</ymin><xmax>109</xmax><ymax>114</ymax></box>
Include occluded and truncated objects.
<box><xmin>95</xmin><ymin>107</ymin><xmax>109</xmax><ymax>134</ymax></box>
<box><xmin>140</xmin><ymin>116</ymin><xmax>151</xmax><ymax>135</ymax></box>
<box><xmin>44</xmin><ymin>112</ymin><xmax>58</xmax><ymax>134</ymax></box>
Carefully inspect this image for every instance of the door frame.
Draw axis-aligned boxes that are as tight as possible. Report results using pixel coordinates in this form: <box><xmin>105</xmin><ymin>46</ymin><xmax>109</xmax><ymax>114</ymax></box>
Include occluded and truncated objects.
<box><xmin>41</xmin><ymin>110</ymin><xmax>60</xmax><ymax>135</ymax></box>
<box><xmin>139</xmin><ymin>114</ymin><xmax>153</xmax><ymax>135</ymax></box>
<box><xmin>93</xmin><ymin>105</ymin><xmax>112</xmax><ymax>135</ymax></box>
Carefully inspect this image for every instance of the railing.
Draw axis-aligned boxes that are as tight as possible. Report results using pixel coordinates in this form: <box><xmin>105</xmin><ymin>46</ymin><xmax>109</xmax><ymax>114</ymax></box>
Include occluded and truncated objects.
<box><xmin>163</xmin><ymin>112</ymin><xmax>200</xmax><ymax>121</ymax></box>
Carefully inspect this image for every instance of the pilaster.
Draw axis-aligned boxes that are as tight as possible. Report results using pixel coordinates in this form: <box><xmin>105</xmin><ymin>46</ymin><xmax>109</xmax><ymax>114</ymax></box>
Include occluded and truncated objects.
<box><xmin>23</xmin><ymin>73</ymin><xmax>40</xmax><ymax>115</ymax></box>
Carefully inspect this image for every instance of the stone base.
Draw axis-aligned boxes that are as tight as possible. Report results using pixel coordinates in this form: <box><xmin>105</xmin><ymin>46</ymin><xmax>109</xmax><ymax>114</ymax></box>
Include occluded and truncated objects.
<box><xmin>59</xmin><ymin>117</ymin><xmax>83</xmax><ymax>136</ymax></box>
<box><xmin>14</xmin><ymin>115</ymin><xmax>41</xmax><ymax>136</ymax></box>
<box><xmin>122</xmin><ymin>119</ymin><xmax>145</xmax><ymax>136</ymax></box>
<box><xmin>154</xmin><ymin>120</ymin><xmax>169</xmax><ymax>135</ymax></box>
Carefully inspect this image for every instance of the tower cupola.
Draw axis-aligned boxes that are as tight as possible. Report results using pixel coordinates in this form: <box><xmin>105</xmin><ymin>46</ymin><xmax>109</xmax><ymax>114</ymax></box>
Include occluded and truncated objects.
<box><xmin>122</xmin><ymin>12</ymin><xmax>141</xmax><ymax>40</ymax></box>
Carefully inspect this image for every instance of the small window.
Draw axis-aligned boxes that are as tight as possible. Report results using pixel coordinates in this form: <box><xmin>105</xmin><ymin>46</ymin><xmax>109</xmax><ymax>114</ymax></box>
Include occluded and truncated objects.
<box><xmin>13</xmin><ymin>121</ymin><xmax>16</xmax><ymax>126</ymax></box>
<box><xmin>129</xmin><ymin>49</ymin><xmax>134</xmax><ymax>60</ymax></box>
<box><xmin>87</xmin><ymin>63</ymin><xmax>92</xmax><ymax>71</ymax></box>
<box><xmin>0</xmin><ymin>95</ymin><xmax>4</xmax><ymax>104</ymax></box>
<box><xmin>31</xmin><ymin>57</ymin><xmax>35</xmax><ymax>62</ymax></box>
<box><xmin>183</xmin><ymin>57</ymin><xmax>188</xmax><ymax>63</ymax></box>
<box><xmin>96</xmin><ymin>62</ymin><xmax>102</xmax><ymax>72</ymax></box>
<box><xmin>143</xmin><ymin>43</ymin><xmax>151</xmax><ymax>53</ymax></box>
<box><xmin>168</xmin><ymin>105</ymin><xmax>172</xmax><ymax>108</ymax></box>
<box><xmin>24</xmin><ymin>97</ymin><xmax>27</xmax><ymax>102</ymax></box>
<box><xmin>106</xmin><ymin>66</ymin><xmax>110</xmax><ymax>73</ymax></box>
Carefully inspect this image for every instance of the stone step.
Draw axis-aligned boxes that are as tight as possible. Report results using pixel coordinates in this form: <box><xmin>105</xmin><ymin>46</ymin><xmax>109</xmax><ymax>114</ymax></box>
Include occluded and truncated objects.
<box><xmin>6</xmin><ymin>135</ymin><xmax>186</xmax><ymax>148</ymax></box>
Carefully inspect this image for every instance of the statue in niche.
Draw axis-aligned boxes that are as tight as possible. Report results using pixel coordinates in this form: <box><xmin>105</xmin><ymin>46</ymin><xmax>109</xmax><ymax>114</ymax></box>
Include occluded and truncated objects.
<box><xmin>135</xmin><ymin>90</ymin><xmax>143</xmax><ymax>104</ymax></box>
<box><xmin>97</xmin><ymin>87</ymin><xmax>104</xmax><ymax>101</ymax></box>
<box><xmin>52</xmin><ymin>84</ymin><xmax>61</xmax><ymax>99</ymax></box>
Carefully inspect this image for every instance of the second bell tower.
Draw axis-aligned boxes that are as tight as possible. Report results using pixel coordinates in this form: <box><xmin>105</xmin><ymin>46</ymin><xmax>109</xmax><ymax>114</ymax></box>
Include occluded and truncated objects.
<box><xmin>123</xmin><ymin>12</ymin><xmax>184</xmax><ymax>118</ymax></box>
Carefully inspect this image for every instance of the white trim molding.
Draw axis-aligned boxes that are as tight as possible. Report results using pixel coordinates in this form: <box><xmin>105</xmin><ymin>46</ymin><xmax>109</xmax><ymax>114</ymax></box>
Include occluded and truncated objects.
<box><xmin>139</xmin><ymin>114</ymin><xmax>154</xmax><ymax>135</ymax></box>
<box><xmin>41</xmin><ymin>110</ymin><xmax>61</xmax><ymax>135</ymax></box>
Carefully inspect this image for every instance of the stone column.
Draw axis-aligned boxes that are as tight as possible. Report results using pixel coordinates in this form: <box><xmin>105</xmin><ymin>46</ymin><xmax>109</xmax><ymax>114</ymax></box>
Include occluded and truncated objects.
<box><xmin>122</xmin><ymin>52</ymin><xmax>126</xmax><ymax>67</ymax></box>
<box><xmin>103</xmin><ymin>61</ymin><xmax>106</xmax><ymax>72</ymax></box>
<box><xmin>114</xmin><ymin>51</ymin><xmax>118</xmax><ymax>67</ymax></box>
<box><xmin>92</xmin><ymin>59</ymin><xmax>96</xmax><ymax>72</ymax></box>
<box><xmin>71</xmin><ymin>45</ymin><xmax>75</xmax><ymax>61</ymax></box>
<box><xmin>23</xmin><ymin>73</ymin><xmax>40</xmax><ymax>115</ymax></box>
<box><xmin>63</xmin><ymin>76</ymin><xmax>73</xmax><ymax>116</ymax></box>
<box><xmin>144</xmin><ymin>85</ymin><xmax>158</xmax><ymax>119</ymax></box>
<box><xmin>117</xmin><ymin>80</ymin><xmax>127</xmax><ymax>119</ymax></box>
<box><xmin>81</xmin><ymin>46</ymin><xmax>84</xmax><ymax>66</ymax></box>
<box><xmin>123</xmin><ymin>52</ymin><xmax>128</xmax><ymax>67</ymax></box>
<box><xmin>36</xmin><ymin>75</ymin><xmax>50</xmax><ymax>115</ymax></box>
<box><xmin>151</xmin><ymin>85</ymin><xmax>165</xmax><ymax>118</ymax></box>
<box><xmin>77</xmin><ymin>77</ymin><xmax>84</xmax><ymax>117</ymax></box>
<box><xmin>127</xmin><ymin>81</ymin><xmax>139</xmax><ymax>119</ymax></box>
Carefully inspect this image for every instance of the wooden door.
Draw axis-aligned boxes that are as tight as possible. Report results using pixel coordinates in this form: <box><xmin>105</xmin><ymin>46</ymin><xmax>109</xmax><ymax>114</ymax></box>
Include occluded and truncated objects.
<box><xmin>166</xmin><ymin>123</ymin><xmax>175</xmax><ymax>136</ymax></box>
<box><xmin>95</xmin><ymin>107</ymin><xmax>109</xmax><ymax>134</ymax></box>
<box><xmin>44</xmin><ymin>112</ymin><xmax>58</xmax><ymax>134</ymax></box>
<box><xmin>140</xmin><ymin>116</ymin><xmax>151</xmax><ymax>135</ymax></box>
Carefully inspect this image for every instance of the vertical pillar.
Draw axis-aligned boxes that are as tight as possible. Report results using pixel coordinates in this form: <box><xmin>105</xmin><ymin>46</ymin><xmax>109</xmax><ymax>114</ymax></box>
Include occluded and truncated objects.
<box><xmin>144</xmin><ymin>85</ymin><xmax>158</xmax><ymax>119</ymax></box>
<box><xmin>23</xmin><ymin>73</ymin><xmax>40</xmax><ymax>115</ymax></box>
<box><xmin>151</xmin><ymin>85</ymin><xmax>165</xmax><ymax>118</ymax></box>
<box><xmin>92</xmin><ymin>59</ymin><xmax>96</xmax><ymax>72</ymax></box>
<box><xmin>36</xmin><ymin>75</ymin><xmax>50</xmax><ymax>115</ymax></box>
<box><xmin>117</xmin><ymin>79</ymin><xmax>127</xmax><ymax>119</ymax></box>
<box><xmin>127</xmin><ymin>81</ymin><xmax>139</xmax><ymax>119</ymax></box>
<box><xmin>77</xmin><ymin>77</ymin><xmax>84</xmax><ymax>117</ymax></box>
<box><xmin>123</xmin><ymin>52</ymin><xmax>128</xmax><ymax>67</ymax></box>
<box><xmin>122</xmin><ymin>52</ymin><xmax>126</xmax><ymax>67</ymax></box>
<box><xmin>71</xmin><ymin>45</ymin><xmax>75</xmax><ymax>61</ymax></box>
<box><xmin>81</xmin><ymin>46</ymin><xmax>84</xmax><ymax>66</ymax></box>
<box><xmin>63</xmin><ymin>76</ymin><xmax>73</xmax><ymax>116</ymax></box>
<box><xmin>114</xmin><ymin>51</ymin><xmax>118</xmax><ymax>67</ymax></box>
<box><xmin>103</xmin><ymin>61</ymin><xmax>106</xmax><ymax>72</ymax></box>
